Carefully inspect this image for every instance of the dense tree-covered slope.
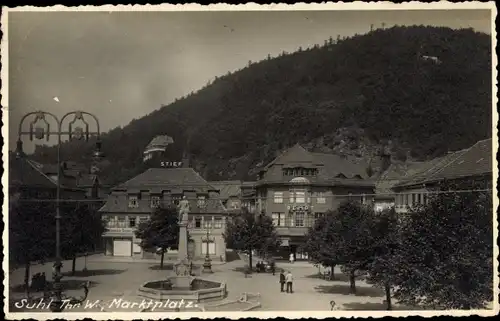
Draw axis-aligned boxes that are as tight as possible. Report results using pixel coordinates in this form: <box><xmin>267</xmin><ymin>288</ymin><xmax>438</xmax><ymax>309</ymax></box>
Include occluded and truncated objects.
<box><xmin>32</xmin><ymin>25</ymin><xmax>492</xmax><ymax>185</ymax></box>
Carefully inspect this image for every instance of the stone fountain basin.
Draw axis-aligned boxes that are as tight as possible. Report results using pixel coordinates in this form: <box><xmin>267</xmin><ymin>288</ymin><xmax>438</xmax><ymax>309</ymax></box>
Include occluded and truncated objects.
<box><xmin>138</xmin><ymin>277</ymin><xmax>226</xmax><ymax>303</ymax></box>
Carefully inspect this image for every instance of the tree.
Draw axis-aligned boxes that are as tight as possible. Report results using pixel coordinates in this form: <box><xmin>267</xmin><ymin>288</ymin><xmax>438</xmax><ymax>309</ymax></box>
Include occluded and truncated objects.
<box><xmin>135</xmin><ymin>206</ymin><xmax>180</xmax><ymax>269</ymax></box>
<box><xmin>223</xmin><ymin>210</ymin><xmax>280</xmax><ymax>270</ymax></box>
<box><xmin>391</xmin><ymin>182</ymin><xmax>493</xmax><ymax>309</ymax></box>
<box><xmin>365</xmin><ymin>208</ymin><xmax>400</xmax><ymax>310</ymax></box>
<box><xmin>334</xmin><ymin>201</ymin><xmax>378</xmax><ymax>294</ymax></box>
<box><xmin>10</xmin><ymin>199</ymin><xmax>55</xmax><ymax>297</ymax></box>
<box><xmin>303</xmin><ymin>212</ymin><xmax>341</xmax><ymax>280</ymax></box>
<box><xmin>60</xmin><ymin>202</ymin><xmax>107</xmax><ymax>275</ymax></box>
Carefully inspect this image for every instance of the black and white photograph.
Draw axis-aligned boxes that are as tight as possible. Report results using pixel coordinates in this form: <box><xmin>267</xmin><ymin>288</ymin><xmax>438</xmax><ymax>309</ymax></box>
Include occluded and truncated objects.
<box><xmin>2</xmin><ymin>2</ymin><xmax>498</xmax><ymax>319</ymax></box>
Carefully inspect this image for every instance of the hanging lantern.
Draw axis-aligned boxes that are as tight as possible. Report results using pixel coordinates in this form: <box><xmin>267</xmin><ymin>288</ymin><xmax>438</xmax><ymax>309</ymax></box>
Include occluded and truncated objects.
<box><xmin>73</xmin><ymin>127</ymin><xmax>84</xmax><ymax>140</ymax></box>
<box><xmin>34</xmin><ymin>127</ymin><xmax>45</xmax><ymax>140</ymax></box>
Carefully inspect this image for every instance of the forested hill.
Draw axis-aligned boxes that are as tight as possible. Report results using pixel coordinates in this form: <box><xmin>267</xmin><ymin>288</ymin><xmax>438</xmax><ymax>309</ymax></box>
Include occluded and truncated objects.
<box><xmin>32</xmin><ymin>25</ymin><xmax>492</xmax><ymax>185</ymax></box>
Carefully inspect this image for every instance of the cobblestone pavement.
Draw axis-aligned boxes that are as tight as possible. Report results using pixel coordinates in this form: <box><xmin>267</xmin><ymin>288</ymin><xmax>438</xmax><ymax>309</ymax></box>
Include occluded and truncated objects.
<box><xmin>8</xmin><ymin>255</ymin><xmax>405</xmax><ymax>313</ymax></box>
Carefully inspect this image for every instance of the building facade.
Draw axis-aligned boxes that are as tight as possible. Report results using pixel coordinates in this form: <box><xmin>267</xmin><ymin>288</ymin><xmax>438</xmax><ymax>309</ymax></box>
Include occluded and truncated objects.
<box><xmin>208</xmin><ymin>180</ymin><xmax>242</xmax><ymax>212</ymax></box>
<box><xmin>99</xmin><ymin>167</ymin><xmax>228</xmax><ymax>261</ymax></box>
<box><xmin>253</xmin><ymin>144</ymin><xmax>376</xmax><ymax>260</ymax></box>
<box><xmin>392</xmin><ymin>138</ymin><xmax>492</xmax><ymax>213</ymax></box>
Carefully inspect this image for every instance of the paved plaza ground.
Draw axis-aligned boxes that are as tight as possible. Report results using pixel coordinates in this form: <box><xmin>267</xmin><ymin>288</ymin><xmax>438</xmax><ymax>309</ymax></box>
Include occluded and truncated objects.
<box><xmin>8</xmin><ymin>254</ymin><xmax>412</xmax><ymax>313</ymax></box>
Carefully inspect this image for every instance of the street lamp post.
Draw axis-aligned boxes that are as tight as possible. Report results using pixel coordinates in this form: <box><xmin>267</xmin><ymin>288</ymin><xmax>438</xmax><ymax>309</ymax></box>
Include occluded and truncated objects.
<box><xmin>16</xmin><ymin>111</ymin><xmax>103</xmax><ymax>312</ymax></box>
<box><xmin>201</xmin><ymin>227</ymin><xmax>214</xmax><ymax>274</ymax></box>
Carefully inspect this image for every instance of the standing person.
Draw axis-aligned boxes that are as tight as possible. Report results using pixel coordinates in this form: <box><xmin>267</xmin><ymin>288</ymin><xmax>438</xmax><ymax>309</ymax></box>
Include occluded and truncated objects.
<box><xmin>270</xmin><ymin>258</ymin><xmax>276</xmax><ymax>276</ymax></box>
<box><xmin>289</xmin><ymin>252</ymin><xmax>295</xmax><ymax>264</ymax></box>
<box><xmin>285</xmin><ymin>270</ymin><xmax>294</xmax><ymax>293</ymax></box>
<box><xmin>279</xmin><ymin>269</ymin><xmax>286</xmax><ymax>292</ymax></box>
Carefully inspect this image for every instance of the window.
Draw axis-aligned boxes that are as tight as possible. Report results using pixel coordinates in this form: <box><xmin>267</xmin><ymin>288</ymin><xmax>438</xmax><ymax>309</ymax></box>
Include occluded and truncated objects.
<box><xmin>289</xmin><ymin>191</ymin><xmax>295</xmax><ymax>203</ymax></box>
<box><xmin>203</xmin><ymin>217</ymin><xmax>213</xmax><ymax>229</ymax></box>
<box><xmin>273</xmin><ymin>192</ymin><xmax>283</xmax><ymax>204</ymax></box>
<box><xmin>295</xmin><ymin>212</ymin><xmax>305</xmax><ymax>227</ymax></box>
<box><xmin>295</xmin><ymin>191</ymin><xmax>306</xmax><ymax>203</ymax></box>
<box><xmin>197</xmin><ymin>196</ymin><xmax>206</xmax><ymax>208</ymax></box>
<box><xmin>214</xmin><ymin>217</ymin><xmax>223</xmax><ymax>229</ymax></box>
<box><xmin>195</xmin><ymin>217</ymin><xmax>202</xmax><ymax>228</ymax></box>
<box><xmin>129</xmin><ymin>217</ymin><xmax>136</xmax><ymax>228</ymax></box>
<box><xmin>201</xmin><ymin>241</ymin><xmax>216</xmax><ymax>255</ymax></box>
<box><xmin>139</xmin><ymin>216</ymin><xmax>149</xmax><ymax>224</ymax></box>
<box><xmin>117</xmin><ymin>216</ymin><xmax>127</xmax><ymax>228</ymax></box>
<box><xmin>272</xmin><ymin>212</ymin><xmax>283</xmax><ymax>226</ymax></box>
<box><xmin>172</xmin><ymin>195</ymin><xmax>181</xmax><ymax>206</ymax></box>
<box><xmin>314</xmin><ymin>213</ymin><xmax>324</xmax><ymax>224</ymax></box>
<box><xmin>151</xmin><ymin>196</ymin><xmax>161</xmax><ymax>208</ymax></box>
<box><xmin>316</xmin><ymin>192</ymin><xmax>326</xmax><ymax>204</ymax></box>
<box><xmin>229</xmin><ymin>200</ymin><xmax>239</xmax><ymax>209</ymax></box>
<box><xmin>128</xmin><ymin>195</ymin><xmax>139</xmax><ymax>208</ymax></box>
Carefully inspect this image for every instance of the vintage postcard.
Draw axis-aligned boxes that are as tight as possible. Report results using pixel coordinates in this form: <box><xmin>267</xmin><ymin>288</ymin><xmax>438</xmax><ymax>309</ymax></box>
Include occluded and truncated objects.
<box><xmin>2</xmin><ymin>2</ymin><xmax>498</xmax><ymax>319</ymax></box>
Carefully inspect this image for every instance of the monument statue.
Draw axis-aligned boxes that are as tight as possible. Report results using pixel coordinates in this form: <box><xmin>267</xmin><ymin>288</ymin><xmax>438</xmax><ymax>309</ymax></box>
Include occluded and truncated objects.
<box><xmin>178</xmin><ymin>196</ymin><xmax>190</xmax><ymax>223</ymax></box>
<box><xmin>175</xmin><ymin>195</ymin><xmax>191</xmax><ymax>279</ymax></box>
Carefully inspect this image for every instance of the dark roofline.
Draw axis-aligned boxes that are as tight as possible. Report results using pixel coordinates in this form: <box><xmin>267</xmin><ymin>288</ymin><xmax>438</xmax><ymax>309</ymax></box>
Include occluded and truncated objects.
<box><xmin>394</xmin><ymin>138</ymin><xmax>492</xmax><ymax>189</ymax></box>
<box><xmin>24</xmin><ymin>159</ymin><xmax>85</xmax><ymax>192</ymax></box>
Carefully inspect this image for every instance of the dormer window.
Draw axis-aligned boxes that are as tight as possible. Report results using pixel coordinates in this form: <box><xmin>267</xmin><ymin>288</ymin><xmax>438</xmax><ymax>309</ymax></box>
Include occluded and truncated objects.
<box><xmin>151</xmin><ymin>196</ymin><xmax>161</xmax><ymax>208</ymax></box>
<box><xmin>197</xmin><ymin>196</ymin><xmax>206</xmax><ymax>208</ymax></box>
<box><xmin>172</xmin><ymin>195</ymin><xmax>181</xmax><ymax>206</ymax></box>
<box><xmin>128</xmin><ymin>195</ymin><xmax>139</xmax><ymax>208</ymax></box>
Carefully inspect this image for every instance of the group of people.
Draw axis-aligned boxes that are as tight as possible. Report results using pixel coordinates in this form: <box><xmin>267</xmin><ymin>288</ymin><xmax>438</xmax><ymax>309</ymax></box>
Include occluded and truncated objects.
<box><xmin>255</xmin><ymin>260</ymin><xmax>276</xmax><ymax>274</ymax></box>
<box><xmin>279</xmin><ymin>269</ymin><xmax>294</xmax><ymax>293</ymax></box>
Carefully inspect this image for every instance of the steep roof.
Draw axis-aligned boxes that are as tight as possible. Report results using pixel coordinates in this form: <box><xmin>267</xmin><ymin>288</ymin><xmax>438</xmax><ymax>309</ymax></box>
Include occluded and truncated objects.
<box><xmin>114</xmin><ymin>168</ymin><xmax>217</xmax><ymax>193</ymax></box>
<box><xmin>311</xmin><ymin>152</ymin><xmax>369</xmax><ymax>179</ymax></box>
<box><xmin>261</xmin><ymin>144</ymin><xmax>369</xmax><ymax>181</ymax></box>
<box><xmin>395</xmin><ymin>138</ymin><xmax>492</xmax><ymax>188</ymax></box>
<box><xmin>208</xmin><ymin>180</ymin><xmax>242</xmax><ymax>199</ymax></box>
<box><xmin>264</xmin><ymin>144</ymin><xmax>317</xmax><ymax>169</ymax></box>
<box><xmin>9</xmin><ymin>158</ymin><xmax>82</xmax><ymax>191</ymax></box>
<box><xmin>426</xmin><ymin>138</ymin><xmax>492</xmax><ymax>181</ymax></box>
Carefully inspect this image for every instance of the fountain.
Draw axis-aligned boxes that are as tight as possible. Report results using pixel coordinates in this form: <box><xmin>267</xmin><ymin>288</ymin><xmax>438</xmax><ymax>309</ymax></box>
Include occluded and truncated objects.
<box><xmin>137</xmin><ymin>197</ymin><xmax>226</xmax><ymax>304</ymax></box>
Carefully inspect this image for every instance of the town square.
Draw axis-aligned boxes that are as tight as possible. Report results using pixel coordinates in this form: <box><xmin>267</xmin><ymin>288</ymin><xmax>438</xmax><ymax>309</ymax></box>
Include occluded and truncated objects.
<box><xmin>3</xmin><ymin>3</ymin><xmax>497</xmax><ymax>318</ymax></box>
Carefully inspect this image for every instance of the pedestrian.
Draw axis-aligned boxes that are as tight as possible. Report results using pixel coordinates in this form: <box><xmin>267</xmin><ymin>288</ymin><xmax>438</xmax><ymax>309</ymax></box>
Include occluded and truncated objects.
<box><xmin>289</xmin><ymin>252</ymin><xmax>295</xmax><ymax>264</ymax></box>
<box><xmin>270</xmin><ymin>259</ymin><xmax>276</xmax><ymax>276</ymax></box>
<box><xmin>279</xmin><ymin>269</ymin><xmax>286</xmax><ymax>292</ymax></box>
<box><xmin>285</xmin><ymin>270</ymin><xmax>294</xmax><ymax>293</ymax></box>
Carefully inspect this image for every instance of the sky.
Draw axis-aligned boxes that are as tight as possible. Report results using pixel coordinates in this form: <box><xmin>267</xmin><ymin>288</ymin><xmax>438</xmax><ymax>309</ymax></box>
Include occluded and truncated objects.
<box><xmin>6</xmin><ymin>8</ymin><xmax>492</xmax><ymax>152</ymax></box>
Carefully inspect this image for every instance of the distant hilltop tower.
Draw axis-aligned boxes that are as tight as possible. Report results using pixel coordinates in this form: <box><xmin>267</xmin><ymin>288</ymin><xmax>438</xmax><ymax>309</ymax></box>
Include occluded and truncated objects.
<box><xmin>143</xmin><ymin>135</ymin><xmax>174</xmax><ymax>162</ymax></box>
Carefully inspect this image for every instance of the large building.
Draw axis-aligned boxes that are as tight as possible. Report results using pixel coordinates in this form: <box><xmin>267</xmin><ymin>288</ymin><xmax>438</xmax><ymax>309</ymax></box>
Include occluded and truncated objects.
<box><xmin>392</xmin><ymin>138</ymin><xmax>492</xmax><ymax>213</ymax></box>
<box><xmin>253</xmin><ymin>144</ymin><xmax>376</xmax><ymax>260</ymax></box>
<box><xmin>99</xmin><ymin>167</ymin><xmax>228</xmax><ymax>261</ymax></box>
